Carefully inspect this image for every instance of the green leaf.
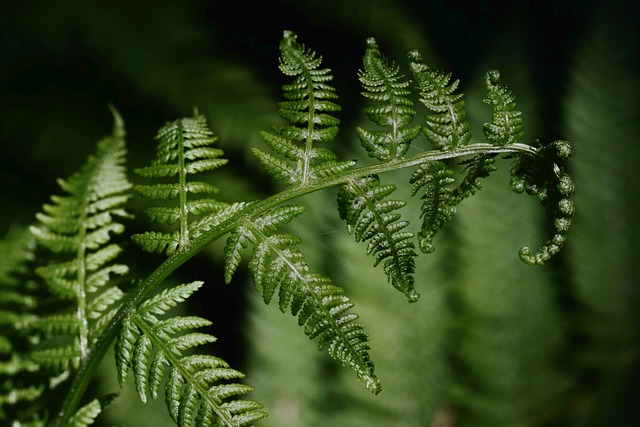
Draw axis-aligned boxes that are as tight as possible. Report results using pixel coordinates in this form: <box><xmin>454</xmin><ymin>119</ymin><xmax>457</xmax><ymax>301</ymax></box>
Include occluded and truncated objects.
<box><xmin>410</xmin><ymin>161</ymin><xmax>457</xmax><ymax>254</ymax></box>
<box><xmin>357</xmin><ymin>37</ymin><xmax>421</xmax><ymax>160</ymax></box>
<box><xmin>236</xmin><ymin>206</ymin><xmax>381</xmax><ymax>393</ymax></box>
<box><xmin>483</xmin><ymin>69</ymin><xmax>525</xmax><ymax>146</ymax></box>
<box><xmin>116</xmin><ymin>281</ymin><xmax>267</xmax><ymax>427</ymax></box>
<box><xmin>29</xmin><ymin>108</ymin><xmax>130</xmax><ymax>372</ymax></box>
<box><xmin>409</xmin><ymin>49</ymin><xmax>471</xmax><ymax>150</ymax></box>
<box><xmin>256</xmin><ymin>30</ymin><xmax>346</xmax><ymax>186</ymax></box>
<box><xmin>133</xmin><ymin>113</ymin><xmax>227</xmax><ymax>255</ymax></box>
<box><xmin>338</xmin><ymin>175</ymin><xmax>418</xmax><ymax>302</ymax></box>
<box><xmin>67</xmin><ymin>398</ymin><xmax>102</xmax><ymax>427</ymax></box>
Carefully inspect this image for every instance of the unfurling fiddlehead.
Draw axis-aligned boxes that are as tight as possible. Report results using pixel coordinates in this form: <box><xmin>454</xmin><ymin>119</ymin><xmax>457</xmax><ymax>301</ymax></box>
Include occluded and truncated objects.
<box><xmin>510</xmin><ymin>139</ymin><xmax>575</xmax><ymax>265</ymax></box>
<box><xmin>482</xmin><ymin>70</ymin><xmax>575</xmax><ymax>265</ymax></box>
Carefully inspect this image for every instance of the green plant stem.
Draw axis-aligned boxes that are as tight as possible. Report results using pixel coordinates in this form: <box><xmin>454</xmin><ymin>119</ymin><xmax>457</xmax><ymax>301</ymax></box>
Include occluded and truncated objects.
<box><xmin>49</xmin><ymin>142</ymin><xmax>537</xmax><ymax>427</ymax></box>
<box><xmin>177</xmin><ymin>120</ymin><xmax>190</xmax><ymax>251</ymax></box>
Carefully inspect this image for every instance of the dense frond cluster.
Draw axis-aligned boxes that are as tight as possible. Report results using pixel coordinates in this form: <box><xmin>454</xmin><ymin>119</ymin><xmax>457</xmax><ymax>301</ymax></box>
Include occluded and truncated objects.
<box><xmin>254</xmin><ymin>30</ymin><xmax>354</xmax><ymax>186</ymax></box>
<box><xmin>223</xmin><ymin>205</ymin><xmax>381</xmax><ymax>393</ymax></box>
<box><xmin>337</xmin><ymin>176</ymin><xmax>419</xmax><ymax>302</ymax></box>
<box><xmin>356</xmin><ymin>38</ymin><xmax>421</xmax><ymax>160</ymax></box>
<box><xmin>133</xmin><ymin>113</ymin><xmax>228</xmax><ymax>255</ymax></box>
<box><xmin>29</xmin><ymin>109</ymin><xmax>131</xmax><ymax>371</ymax></box>
<box><xmin>408</xmin><ymin>50</ymin><xmax>471</xmax><ymax>150</ymax></box>
<box><xmin>116</xmin><ymin>281</ymin><xmax>267</xmax><ymax>427</ymax></box>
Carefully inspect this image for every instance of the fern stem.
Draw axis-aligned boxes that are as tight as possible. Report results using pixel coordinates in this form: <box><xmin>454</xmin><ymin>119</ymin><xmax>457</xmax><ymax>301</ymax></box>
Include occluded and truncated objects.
<box><xmin>76</xmin><ymin>239</ymin><xmax>89</xmax><ymax>361</ymax></box>
<box><xmin>178</xmin><ymin>120</ymin><xmax>189</xmax><ymax>251</ymax></box>
<box><xmin>302</xmin><ymin>71</ymin><xmax>315</xmax><ymax>184</ymax></box>
<box><xmin>50</xmin><ymin>254</ymin><xmax>185</xmax><ymax>427</ymax></box>
<box><xmin>50</xmin><ymin>141</ymin><xmax>538</xmax><ymax>426</ymax></box>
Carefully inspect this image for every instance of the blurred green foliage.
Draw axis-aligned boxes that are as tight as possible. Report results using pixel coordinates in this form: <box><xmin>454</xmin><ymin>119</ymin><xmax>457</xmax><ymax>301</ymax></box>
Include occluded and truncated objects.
<box><xmin>1</xmin><ymin>0</ymin><xmax>638</xmax><ymax>425</ymax></box>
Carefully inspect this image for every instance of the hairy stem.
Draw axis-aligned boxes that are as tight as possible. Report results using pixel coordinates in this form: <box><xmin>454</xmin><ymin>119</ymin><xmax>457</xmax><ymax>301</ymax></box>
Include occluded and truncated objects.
<box><xmin>50</xmin><ymin>142</ymin><xmax>537</xmax><ymax>426</ymax></box>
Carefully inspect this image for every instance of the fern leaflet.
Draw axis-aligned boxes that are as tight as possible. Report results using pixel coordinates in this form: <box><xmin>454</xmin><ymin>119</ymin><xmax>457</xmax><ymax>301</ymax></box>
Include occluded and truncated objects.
<box><xmin>483</xmin><ymin>70</ymin><xmax>525</xmax><ymax>146</ymax></box>
<box><xmin>253</xmin><ymin>30</ymin><xmax>354</xmax><ymax>186</ymax></box>
<box><xmin>29</xmin><ymin>108</ymin><xmax>131</xmax><ymax>371</ymax></box>
<box><xmin>115</xmin><ymin>281</ymin><xmax>267</xmax><ymax>427</ymax></box>
<box><xmin>337</xmin><ymin>176</ymin><xmax>419</xmax><ymax>302</ymax></box>
<box><xmin>408</xmin><ymin>49</ymin><xmax>471</xmax><ymax>150</ymax></box>
<box><xmin>339</xmin><ymin>40</ymin><xmax>422</xmax><ymax>301</ymax></box>
<box><xmin>409</xmin><ymin>162</ymin><xmax>457</xmax><ymax>254</ymax></box>
<box><xmin>356</xmin><ymin>38</ymin><xmax>421</xmax><ymax>160</ymax></box>
<box><xmin>133</xmin><ymin>112</ymin><xmax>228</xmax><ymax>255</ymax></box>
<box><xmin>67</xmin><ymin>397</ymin><xmax>117</xmax><ymax>427</ymax></box>
<box><xmin>223</xmin><ymin>205</ymin><xmax>381</xmax><ymax>394</ymax></box>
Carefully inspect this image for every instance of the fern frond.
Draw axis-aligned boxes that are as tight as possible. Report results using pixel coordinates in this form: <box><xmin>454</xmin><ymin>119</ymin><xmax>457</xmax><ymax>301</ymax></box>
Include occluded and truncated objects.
<box><xmin>0</xmin><ymin>228</ymin><xmax>46</xmax><ymax>422</ymax></box>
<box><xmin>255</xmin><ymin>30</ymin><xmax>354</xmax><ymax>186</ymax></box>
<box><xmin>483</xmin><ymin>70</ymin><xmax>525</xmax><ymax>146</ymax></box>
<box><xmin>0</xmin><ymin>227</ymin><xmax>37</xmax><ymax>350</ymax></box>
<box><xmin>223</xmin><ymin>205</ymin><xmax>381</xmax><ymax>394</ymax></box>
<box><xmin>452</xmin><ymin>154</ymin><xmax>498</xmax><ymax>203</ymax></box>
<box><xmin>337</xmin><ymin>175</ymin><xmax>419</xmax><ymax>302</ymax></box>
<box><xmin>29</xmin><ymin>107</ymin><xmax>131</xmax><ymax>370</ymax></box>
<box><xmin>409</xmin><ymin>155</ymin><xmax>499</xmax><ymax>255</ymax></box>
<box><xmin>115</xmin><ymin>281</ymin><xmax>267</xmax><ymax>427</ymax></box>
<box><xmin>408</xmin><ymin>49</ymin><xmax>471</xmax><ymax>150</ymax></box>
<box><xmin>134</xmin><ymin>113</ymin><xmax>228</xmax><ymax>255</ymax></box>
<box><xmin>410</xmin><ymin>161</ymin><xmax>457</xmax><ymax>254</ymax></box>
<box><xmin>67</xmin><ymin>398</ymin><xmax>101</xmax><ymax>427</ymax></box>
<box><xmin>356</xmin><ymin>38</ymin><xmax>421</xmax><ymax>160</ymax></box>
<box><xmin>189</xmin><ymin>202</ymin><xmax>250</xmax><ymax>242</ymax></box>
<box><xmin>510</xmin><ymin>140</ymin><xmax>575</xmax><ymax>265</ymax></box>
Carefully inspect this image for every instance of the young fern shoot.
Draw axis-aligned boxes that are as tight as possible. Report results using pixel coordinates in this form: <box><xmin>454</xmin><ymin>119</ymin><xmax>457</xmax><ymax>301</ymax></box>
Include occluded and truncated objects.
<box><xmin>0</xmin><ymin>29</ymin><xmax>575</xmax><ymax>427</ymax></box>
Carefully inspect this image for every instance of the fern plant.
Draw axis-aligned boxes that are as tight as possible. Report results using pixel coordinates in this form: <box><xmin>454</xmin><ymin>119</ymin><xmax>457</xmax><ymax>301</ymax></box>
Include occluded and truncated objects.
<box><xmin>0</xmin><ymin>30</ymin><xmax>574</xmax><ymax>426</ymax></box>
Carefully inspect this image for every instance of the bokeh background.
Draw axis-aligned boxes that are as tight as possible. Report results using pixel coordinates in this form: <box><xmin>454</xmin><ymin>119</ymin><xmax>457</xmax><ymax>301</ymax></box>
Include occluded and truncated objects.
<box><xmin>1</xmin><ymin>0</ymin><xmax>638</xmax><ymax>425</ymax></box>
